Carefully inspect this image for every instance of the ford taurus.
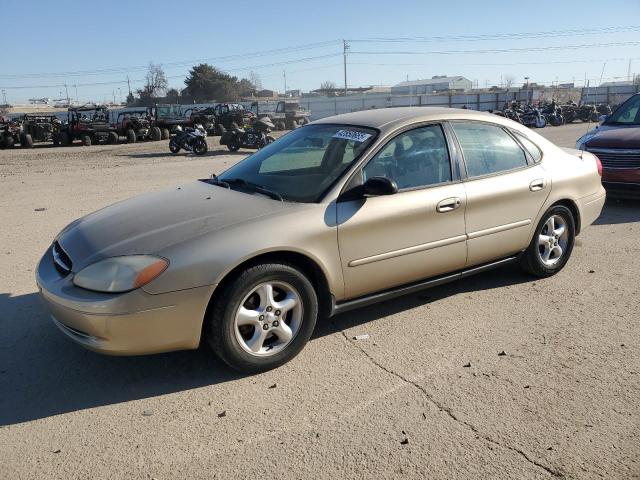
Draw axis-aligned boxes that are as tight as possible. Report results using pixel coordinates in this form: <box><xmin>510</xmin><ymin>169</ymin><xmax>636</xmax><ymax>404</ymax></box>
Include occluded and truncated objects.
<box><xmin>36</xmin><ymin>107</ymin><xmax>606</xmax><ymax>372</ymax></box>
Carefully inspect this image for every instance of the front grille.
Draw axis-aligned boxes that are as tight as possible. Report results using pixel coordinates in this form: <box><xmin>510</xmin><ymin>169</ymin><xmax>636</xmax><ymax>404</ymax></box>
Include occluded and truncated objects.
<box><xmin>52</xmin><ymin>241</ymin><xmax>72</xmax><ymax>275</ymax></box>
<box><xmin>587</xmin><ymin>148</ymin><xmax>640</xmax><ymax>170</ymax></box>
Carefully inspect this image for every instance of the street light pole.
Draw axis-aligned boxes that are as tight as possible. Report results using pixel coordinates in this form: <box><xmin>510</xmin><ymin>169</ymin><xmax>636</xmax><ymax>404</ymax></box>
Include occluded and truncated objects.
<box><xmin>343</xmin><ymin>39</ymin><xmax>349</xmax><ymax>96</ymax></box>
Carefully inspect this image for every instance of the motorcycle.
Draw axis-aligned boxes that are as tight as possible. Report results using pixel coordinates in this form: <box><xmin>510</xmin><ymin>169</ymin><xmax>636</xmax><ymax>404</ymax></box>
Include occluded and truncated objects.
<box><xmin>560</xmin><ymin>103</ymin><xmax>579</xmax><ymax>123</ymax></box>
<box><xmin>169</xmin><ymin>124</ymin><xmax>208</xmax><ymax>155</ymax></box>
<box><xmin>220</xmin><ymin>117</ymin><xmax>276</xmax><ymax>152</ymax></box>
<box><xmin>577</xmin><ymin>104</ymin><xmax>599</xmax><ymax>123</ymax></box>
<box><xmin>518</xmin><ymin>104</ymin><xmax>546</xmax><ymax>128</ymax></box>
<box><xmin>540</xmin><ymin>101</ymin><xmax>564</xmax><ymax>127</ymax></box>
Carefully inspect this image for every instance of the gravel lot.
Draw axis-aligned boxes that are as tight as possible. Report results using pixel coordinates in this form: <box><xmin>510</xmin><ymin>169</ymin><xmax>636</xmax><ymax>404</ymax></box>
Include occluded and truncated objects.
<box><xmin>1</xmin><ymin>122</ymin><xmax>638</xmax><ymax>479</ymax></box>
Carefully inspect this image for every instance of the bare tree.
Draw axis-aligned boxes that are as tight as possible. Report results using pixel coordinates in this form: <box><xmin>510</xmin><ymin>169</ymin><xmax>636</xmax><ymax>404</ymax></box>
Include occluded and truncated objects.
<box><xmin>503</xmin><ymin>74</ymin><xmax>516</xmax><ymax>89</ymax></box>
<box><xmin>319</xmin><ymin>80</ymin><xmax>336</xmax><ymax>96</ymax></box>
<box><xmin>141</xmin><ymin>62</ymin><xmax>168</xmax><ymax>98</ymax></box>
<box><xmin>249</xmin><ymin>71</ymin><xmax>263</xmax><ymax>90</ymax></box>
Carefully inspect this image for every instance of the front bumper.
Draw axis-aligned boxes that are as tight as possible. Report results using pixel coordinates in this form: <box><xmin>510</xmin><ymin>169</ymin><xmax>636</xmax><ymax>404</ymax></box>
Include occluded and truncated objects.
<box><xmin>36</xmin><ymin>246</ymin><xmax>215</xmax><ymax>355</ymax></box>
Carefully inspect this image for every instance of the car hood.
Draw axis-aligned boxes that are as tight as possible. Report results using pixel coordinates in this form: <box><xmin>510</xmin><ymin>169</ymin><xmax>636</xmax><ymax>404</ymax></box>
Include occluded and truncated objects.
<box><xmin>56</xmin><ymin>180</ymin><xmax>293</xmax><ymax>271</ymax></box>
<box><xmin>585</xmin><ymin>125</ymin><xmax>640</xmax><ymax>149</ymax></box>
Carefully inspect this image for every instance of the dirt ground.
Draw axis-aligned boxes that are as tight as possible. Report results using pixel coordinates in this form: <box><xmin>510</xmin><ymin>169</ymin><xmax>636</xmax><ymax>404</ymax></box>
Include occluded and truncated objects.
<box><xmin>0</xmin><ymin>123</ymin><xmax>638</xmax><ymax>479</ymax></box>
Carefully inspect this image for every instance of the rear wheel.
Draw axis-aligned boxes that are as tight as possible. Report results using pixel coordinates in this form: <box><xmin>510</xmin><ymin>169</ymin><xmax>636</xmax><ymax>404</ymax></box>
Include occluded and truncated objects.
<box><xmin>107</xmin><ymin>132</ymin><xmax>119</xmax><ymax>144</ymax></box>
<box><xmin>126</xmin><ymin>129</ymin><xmax>136</xmax><ymax>143</ymax></box>
<box><xmin>150</xmin><ymin>126</ymin><xmax>162</xmax><ymax>141</ymax></box>
<box><xmin>161</xmin><ymin>128</ymin><xmax>170</xmax><ymax>140</ymax></box>
<box><xmin>1</xmin><ymin>134</ymin><xmax>14</xmax><ymax>148</ymax></box>
<box><xmin>169</xmin><ymin>139</ymin><xmax>180</xmax><ymax>153</ymax></box>
<box><xmin>81</xmin><ymin>134</ymin><xmax>92</xmax><ymax>146</ymax></box>
<box><xmin>520</xmin><ymin>205</ymin><xmax>575</xmax><ymax>278</ymax></box>
<box><xmin>59</xmin><ymin>132</ymin><xmax>70</xmax><ymax>146</ymax></box>
<box><xmin>206</xmin><ymin>263</ymin><xmax>318</xmax><ymax>373</ymax></box>
<box><xmin>20</xmin><ymin>133</ymin><xmax>34</xmax><ymax>148</ymax></box>
<box><xmin>227</xmin><ymin>138</ymin><xmax>240</xmax><ymax>152</ymax></box>
<box><xmin>275</xmin><ymin>121</ymin><xmax>285</xmax><ymax>131</ymax></box>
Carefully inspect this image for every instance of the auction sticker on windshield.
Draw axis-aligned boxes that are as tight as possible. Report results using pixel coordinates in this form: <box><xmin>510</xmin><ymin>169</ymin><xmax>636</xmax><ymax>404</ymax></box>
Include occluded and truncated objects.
<box><xmin>333</xmin><ymin>130</ymin><xmax>372</xmax><ymax>142</ymax></box>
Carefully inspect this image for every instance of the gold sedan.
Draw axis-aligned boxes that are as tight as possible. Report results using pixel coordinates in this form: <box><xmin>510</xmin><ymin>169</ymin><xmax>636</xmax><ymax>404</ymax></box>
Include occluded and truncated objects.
<box><xmin>36</xmin><ymin>107</ymin><xmax>606</xmax><ymax>372</ymax></box>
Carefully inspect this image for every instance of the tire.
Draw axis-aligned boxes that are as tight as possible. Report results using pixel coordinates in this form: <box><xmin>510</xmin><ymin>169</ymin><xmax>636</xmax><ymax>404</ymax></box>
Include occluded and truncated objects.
<box><xmin>52</xmin><ymin>134</ymin><xmax>60</xmax><ymax>146</ymax></box>
<box><xmin>169</xmin><ymin>139</ymin><xmax>180</xmax><ymax>154</ymax></box>
<box><xmin>126</xmin><ymin>129</ymin><xmax>136</xmax><ymax>144</ymax></box>
<box><xmin>150</xmin><ymin>126</ymin><xmax>162</xmax><ymax>141</ymax></box>
<box><xmin>193</xmin><ymin>138</ymin><xmax>208</xmax><ymax>155</ymax></box>
<box><xmin>59</xmin><ymin>132</ymin><xmax>70</xmax><ymax>146</ymax></box>
<box><xmin>301</xmin><ymin>117</ymin><xmax>310</xmax><ymax>125</ymax></box>
<box><xmin>520</xmin><ymin>205</ymin><xmax>575</xmax><ymax>278</ymax></box>
<box><xmin>20</xmin><ymin>133</ymin><xmax>34</xmax><ymax>148</ymax></box>
<box><xmin>276</xmin><ymin>121</ymin><xmax>285</xmax><ymax>131</ymax></box>
<box><xmin>206</xmin><ymin>263</ymin><xmax>319</xmax><ymax>373</ymax></box>
<box><xmin>161</xmin><ymin>128</ymin><xmax>170</xmax><ymax>140</ymax></box>
<box><xmin>81</xmin><ymin>134</ymin><xmax>92</xmax><ymax>146</ymax></box>
<box><xmin>107</xmin><ymin>132</ymin><xmax>119</xmax><ymax>144</ymax></box>
<box><xmin>265</xmin><ymin>135</ymin><xmax>275</xmax><ymax>145</ymax></box>
<box><xmin>2</xmin><ymin>135</ymin><xmax>14</xmax><ymax>148</ymax></box>
<box><xmin>227</xmin><ymin>139</ymin><xmax>240</xmax><ymax>152</ymax></box>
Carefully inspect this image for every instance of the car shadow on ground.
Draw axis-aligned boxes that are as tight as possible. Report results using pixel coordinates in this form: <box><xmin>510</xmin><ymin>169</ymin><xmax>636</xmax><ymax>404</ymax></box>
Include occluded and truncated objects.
<box><xmin>594</xmin><ymin>198</ymin><xmax>640</xmax><ymax>225</ymax></box>
<box><xmin>0</xmin><ymin>263</ymin><xmax>529</xmax><ymax>427</ymax></box>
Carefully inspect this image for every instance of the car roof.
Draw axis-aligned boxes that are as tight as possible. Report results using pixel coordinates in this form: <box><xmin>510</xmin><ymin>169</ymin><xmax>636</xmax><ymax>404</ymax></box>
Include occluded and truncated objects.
<box><xmin>313</xmin><ymin>106</ymin><xmax>501</xmax><ymax>132</ymax></box>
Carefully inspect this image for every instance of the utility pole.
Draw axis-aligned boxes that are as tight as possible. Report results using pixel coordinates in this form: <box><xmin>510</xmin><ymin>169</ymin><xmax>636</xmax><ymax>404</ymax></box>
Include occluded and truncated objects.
<box><xmin>127</xmin><ymin>76</ymin><xmax>132</xmax><ymax>97</ymax></box>
<box><xmin>343</xmin><ymin>40</ymin><xmax>349</xmax><ymax>96</ymax></box>
<box><xmin>64</xmin><ymin>84</ymin><xmax>69</xmax><ymax>104</ymax></box>
<box><xmin>1</xmin><ymin>89</ymin><xmax>6</xmax><ymax>105</ymax></box>
<box><xmin>283</xmin><ymin>70</ymin><xmax>287</xmax><ymax>96</ymax></box>
<box><xmin>628</xmin><ymin>58</ymin><xmax>632</xmax><ymax>81</ymax></box>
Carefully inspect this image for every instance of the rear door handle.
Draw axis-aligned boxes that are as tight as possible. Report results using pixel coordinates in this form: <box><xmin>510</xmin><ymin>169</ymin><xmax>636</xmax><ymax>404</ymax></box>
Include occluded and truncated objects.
<box><xmin>436</xmin><ymin>197</ymin><xmax>461</xmax><ymax>213</ymax></box>
<box><xmin>529</xmin><ymin>179</ymin><xmax>545</xmax><ymax>192</ymax></box>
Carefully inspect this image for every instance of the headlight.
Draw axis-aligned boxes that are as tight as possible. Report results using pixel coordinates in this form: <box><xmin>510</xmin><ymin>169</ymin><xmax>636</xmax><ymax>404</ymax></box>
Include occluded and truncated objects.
<box><xmin>73</xmin><ymin>255</ymin><xmax>168</xmax><ymax>293</ymax></box>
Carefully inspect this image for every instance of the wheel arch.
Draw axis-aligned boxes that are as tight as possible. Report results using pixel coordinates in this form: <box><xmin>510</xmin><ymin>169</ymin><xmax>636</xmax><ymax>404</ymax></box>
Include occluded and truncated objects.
<box><xmin>199</xmin><ymin>250</ymin><xmax>333</xmax><ymax>346</ymax></box>
<box><xmin>552</xmin><ymin>198</ymin><xmax>581</xmax><ymax>235</ymax></box>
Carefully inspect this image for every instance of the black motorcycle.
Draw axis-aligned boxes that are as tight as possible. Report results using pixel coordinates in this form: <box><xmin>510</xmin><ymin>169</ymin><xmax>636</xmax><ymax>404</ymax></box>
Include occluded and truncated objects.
<box><xmin>560</xmin><ymin>103</ymin><xmax>579</xmax><ymax>123</ymax></box>
<box><xmin>220</xmin><ymin>117</ymin><xmax>275</xmax><ymax>152</ymax></box>
<box><xmin>578</xmin><ymin>104</ymin><xmax>599</xmax><ymax>123</ymax></box>
<box><xmin>169</xmin><ymin>125</ymin><xmax>208</xmax><ymax>155</ymax></box>
<box><xmin>541</xmin><ymin>101</ymin><xmax>564</xmax><ymax>126</ymax></box>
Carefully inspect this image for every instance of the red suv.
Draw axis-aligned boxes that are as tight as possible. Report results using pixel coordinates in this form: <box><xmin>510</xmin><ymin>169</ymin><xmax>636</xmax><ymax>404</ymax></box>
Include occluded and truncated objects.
<box><xmin>576</xmin><ymin>93</ymin><xmax>640</xmax><ymax>198</ymax></box>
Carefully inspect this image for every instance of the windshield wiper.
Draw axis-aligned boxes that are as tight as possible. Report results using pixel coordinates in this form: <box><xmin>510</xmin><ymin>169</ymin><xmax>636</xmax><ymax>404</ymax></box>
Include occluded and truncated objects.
<box><xmin>206</xmin><ymin>174</ymin><xmax>230</xmax><ymax>189</ymax></box>
<box><xmin>223</xmin><ymin>178</ymin><xmax>284</xmax><ymax>202</ymax></box>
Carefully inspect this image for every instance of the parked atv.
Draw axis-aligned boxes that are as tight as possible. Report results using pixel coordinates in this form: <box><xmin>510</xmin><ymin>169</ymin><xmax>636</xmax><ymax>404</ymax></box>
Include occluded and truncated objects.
<box><xmin>55</xmin><ymin>105</ymin><xmax>118</xmax><ymax>146</ymax></box>
<box><xmin>169</xmin><ymin>125</ymin><xmax>208</xmax><ymax>155</ymax></box>
<box><xmin>152</xmin><ymin>104</ymin><xmax>190</xmax><ymax>139</ymax></box>
<box><xmin>114</xmin><ymin>110</ymin><xmax>161</xmax><ymax>143</ymax></box>
<box><xmin>185</xmin><ymin>107</ymin><xmax>217</xmax><ymax>135</ymax></box>
<box><xmin>20</xmin><ymin>114</ymin><xmax>61</xmax><ymax>147</ymax></box>
<box><xmin>251</xmin><ymin>100</ymin><xmax>310</xmax><ymax>131</ymax></box>
<box><xmin>1</xmin><ymin>116</ymin><xmax>24</xmax><ymax>148</ymax></box>
<box><xmin>220</xmin><ymin>117</ymin><xmax>275</xmax><ymax>152</ymax></box>
<box><xmin>212</xmin><ymin>103</ymin><xmax>254</xmax><ymax>135</ymax></box>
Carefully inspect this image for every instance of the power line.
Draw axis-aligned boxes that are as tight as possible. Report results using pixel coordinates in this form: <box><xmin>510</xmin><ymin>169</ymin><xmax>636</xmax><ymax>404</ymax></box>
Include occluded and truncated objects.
<box><xmin>349</xmin><ymin>57</ymin><xmax>640</xmax><ymax>68</ymax></box>
<box><xmin>350</xmin><ymin>41</ymin><xmax>640</xmax><ymax>56</ymax></box>
<box><xmin>348</xmin><ymin>25</ymin><xmax>640</xmax><ymax>43</ymax></box>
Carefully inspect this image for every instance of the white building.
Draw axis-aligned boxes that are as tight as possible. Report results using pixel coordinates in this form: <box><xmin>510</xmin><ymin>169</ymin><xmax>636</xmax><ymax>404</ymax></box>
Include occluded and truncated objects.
<box><xmin>391</xmin><ymin>75</ymin><xmax>472</xmax><ymax>95</ymax></box>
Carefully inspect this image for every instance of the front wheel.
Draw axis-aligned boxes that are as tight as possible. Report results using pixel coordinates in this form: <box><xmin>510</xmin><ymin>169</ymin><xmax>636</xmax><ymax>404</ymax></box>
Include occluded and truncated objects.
<box><xmin>20</xmin><ymin>133</ymin><xmax>34</xmax><ymax>148</ymax></box>
<box><xmin>193</xmin><ymin>138</ymin><xmax>208</xmax><ymax>155</ymax></box>
<box><xmin>169</xmin><ymin>139</ymin><xmax>180</xmax><ymax>153</ymax></box>
<box><xmin>206</xmin><ymin>263</ymin><xmax>318</xmax><ymax>373</ymax></box>
<box><xmin>520</xmin><ymin>205</ymin><xmax>575</xmax><ymax>278</ymax></box>
<box><xmin>227</xmin><ymin>138</ymin><xmax>241</xmax><ymax>152</ymax></box>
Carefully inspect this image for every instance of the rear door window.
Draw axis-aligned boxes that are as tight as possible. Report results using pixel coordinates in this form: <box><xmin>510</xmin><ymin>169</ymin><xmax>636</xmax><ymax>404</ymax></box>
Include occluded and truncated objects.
<box><xmin>451</xmin><ymin>122</ymin><xmax>528</xmax><ymax>177</ymax></box>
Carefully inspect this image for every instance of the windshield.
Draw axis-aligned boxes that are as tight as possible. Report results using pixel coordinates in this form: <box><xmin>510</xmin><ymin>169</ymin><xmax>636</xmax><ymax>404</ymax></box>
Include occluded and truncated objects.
<box><xmin>218</xmin><ymin>124</ymin><xmax>377</xmax><ymax>202</ymax></box>
<box><xmin>605</xmin><ymin>95</ymin><xmax>640</xmax><ymax>126</ymax></box>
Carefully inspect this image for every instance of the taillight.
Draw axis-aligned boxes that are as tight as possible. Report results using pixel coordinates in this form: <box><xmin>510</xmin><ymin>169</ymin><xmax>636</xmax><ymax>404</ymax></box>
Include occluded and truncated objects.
<box><xmin>593</xmin><ymin>154</ymin><xmax>603</xmax><ymax>177</ymax></box>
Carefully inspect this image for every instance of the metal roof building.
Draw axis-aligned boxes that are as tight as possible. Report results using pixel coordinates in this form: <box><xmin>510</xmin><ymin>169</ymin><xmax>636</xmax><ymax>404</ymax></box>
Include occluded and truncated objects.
<box><xmin>391</xmin><ymin>75</ymin><xmax>472</xmax><ymax>95</ymax></box>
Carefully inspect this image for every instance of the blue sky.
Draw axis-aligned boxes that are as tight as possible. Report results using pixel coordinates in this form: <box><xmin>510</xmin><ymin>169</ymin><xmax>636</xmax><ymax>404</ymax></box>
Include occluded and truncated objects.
<box><xmin>1</xmin><ymin>0</ymin><xmax>639</xmax><ymax>103</ymax></box>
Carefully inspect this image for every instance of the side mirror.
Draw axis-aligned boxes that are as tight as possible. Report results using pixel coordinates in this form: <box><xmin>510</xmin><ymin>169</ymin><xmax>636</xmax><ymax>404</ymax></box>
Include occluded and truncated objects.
<box><xmin>362</xmin><ymin>176</ymin><xmax>398</xmax><ymax>196</ymax></box>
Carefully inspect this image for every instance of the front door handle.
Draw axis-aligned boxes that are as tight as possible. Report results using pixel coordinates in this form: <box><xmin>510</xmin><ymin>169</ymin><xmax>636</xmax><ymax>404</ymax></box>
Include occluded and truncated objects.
<box><xmin>529</xmin><ymin>178</ymin><xmax>545</xmax><ymax>192</ymax></box>
<box><xmin>436</xmin><ymin>197</ymin><xmax>461</xmax><ymax>213</ymax></box>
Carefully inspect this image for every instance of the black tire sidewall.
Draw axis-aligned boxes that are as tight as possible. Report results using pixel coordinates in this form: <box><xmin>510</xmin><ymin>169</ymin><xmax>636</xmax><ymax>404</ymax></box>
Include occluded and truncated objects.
<box><xmin>523</xmin><ymin>205</ymin><xmax>575</xmax><ymax>277</ymax></box>
<box><xmin>208</xmin><ymin>264</ymin><xmax>318</xmax><ymax>373</ymax></box>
